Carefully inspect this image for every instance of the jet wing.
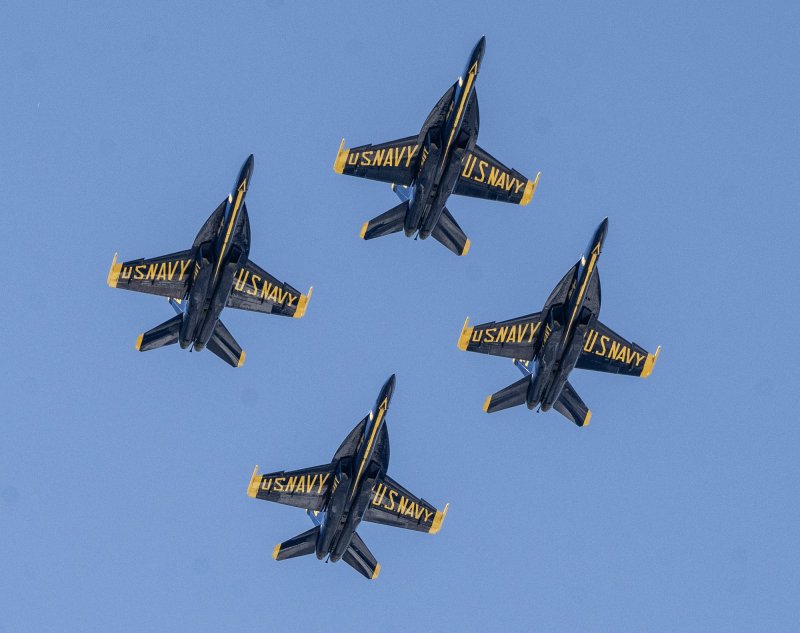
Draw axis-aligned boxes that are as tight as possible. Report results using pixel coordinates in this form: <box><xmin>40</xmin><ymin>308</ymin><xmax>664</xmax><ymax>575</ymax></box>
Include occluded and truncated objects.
<box><xmin>576</xmin><ymin>320</ymin><xmax>660</xmax><ymax>378</ymax></box>
<box><xmin>454</xmin><ymin>144</ymin><xmax>540</xmax><ymax>206</ymax></box>
<box><xmin>334</xmin><ymin>135</ymin><xmax>421</xmax><ymax>185</ymax></box>
<box><xmin>457</xmin><ymin>312</ymin><xmax>543</xmax><ymax>360</ymax></box>
<box><xmin>363</xmin><ymin>474</ymin><xmax>448</xmax><ymax>534</ymax></box>
<box><xmin>247</xmin><ymin>464</ymin><xmax>334</xmax><ymax>512</ymax></box>
<box><xmin>107</xmin><ymin>250</ymin><xmax>193</xmax><ymax>298</ymax></box>
<box><xmin>227</xmin><ymin>259</ymin><xmax>312</xmax><ymax>318</ymax></box>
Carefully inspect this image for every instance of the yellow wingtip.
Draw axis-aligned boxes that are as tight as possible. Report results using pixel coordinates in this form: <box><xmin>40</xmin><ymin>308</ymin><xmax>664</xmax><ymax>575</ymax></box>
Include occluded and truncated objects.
<box><xmin>107</xmin><ymin>253</ymin><xmax>121</xmax><ymax>287</ymax></box>
<box><xmin>457</xmin><ymin>317</ymin><xmax>473</xmax><ymax>351</ymax></box>
<box><xmin>461</xmin><ymin>239</ymin><xmax>471</xmax><ymax>256</ymax></box>
<box><xmin>371</xmin><ymin>563</ymin><xmax>381</xmax><ymax>580</ymax></box>
<box><xmin>293</xmin><ymin>287</ymin><xmax>313</xmax><ymax>319</ymax></box>
<box><xmin>237</xmin><ymin>350</ymin><xmax>246</xmax><ymax>367</ymax></box>
<box><xmin>135</xmin><ymin>333</ymin><xmax>143</xmax><ymax>351</ymax></box>
<box><xmin>583</xmin><ymin>410</ymin><xmax>592</xmax><ymax>427</ymax></box>
<box><xmin>247</xmin><ymin>465</ymin><xmax>260</xmax><ymax>498</ymax></box>
<box><xmin>272</xmin><ymin>544</ymin><xmax>281</xmax><ymax>560</ymax></box>
<box><xmin>482</xmin><ymin>395</ymin><xmax>492</xmax><ymax>413</ymax></box>
<box><xmin>520</xmin><ymin>171</ymin><xmax>541</xmax><ymax>206</ymax></box>
<box><xmin>429</xmin><ymin>503</ymin><xmax>449</xmax><ymax>534</ymax></box>
<box><xmin>359</xmin><ymin>221</ymin><xmax>368</xmax><ymax>239</ymax></box>
<box><xmin>641</xmin><ymin>345</ymin><xmax>661</xmax><ymax>379</ymax></box>
<box><xmin>333</xmin><ymin>138</ymin><xmax>348</xmax><ymax>174</ymax></box>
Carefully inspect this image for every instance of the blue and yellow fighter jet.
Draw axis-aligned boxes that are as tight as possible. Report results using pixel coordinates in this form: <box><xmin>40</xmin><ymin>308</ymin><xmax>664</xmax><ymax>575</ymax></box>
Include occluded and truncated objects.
<box><xmin>334</xmin><ymin>36</ymin><xmax>540</xmax><ymax>256</ymax></box>
<box><xmin>247</xmin><ymin>375</ymin><xmax>448</xmax><ymax>579</ymax></box>
<box><xmin>107</xmin><ymin>155</ymin><xmax>312</xmax><ymax>367</ymax></box>
<box><xmin>458</xmin><ymin>218</ymin><xmax>660</xmax><ymax>426</ymax></box>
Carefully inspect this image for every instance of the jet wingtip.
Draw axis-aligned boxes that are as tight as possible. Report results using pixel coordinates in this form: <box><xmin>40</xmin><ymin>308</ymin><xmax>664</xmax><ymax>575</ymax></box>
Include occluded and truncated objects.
<box><xmin>272</xmin><ymin>544</ymin><xmax>281</xmax><ymax>560</ymax></box>
<box><xmin>107</xmin><ymin>252</ymin><xmax>121</xmax><ymax>287</ymax></box>
<box><xmin>641</xmin><ymin>346</ymin><xmax>661</xmax><ymax>379</ymax></box>
<box><xmin>519</xmin><ymin>172</ymin><xmax>541</xmax><ymax>206</ymax></box>
<box><xmin>135</xmin><ymin>333</ymin><xmax>143</xmax><ymax>351</ymax></box>
<box><xmin>333</xmin><ymin>138</ymin><xmax>348</xmax><ymax>174</ymax></box>
<box><xmin>482</xmin><ymin>395</ymin><xmax>492</xmax><ymax>413</ymax></box>
<box><xmin>460</xmin><ymin>239</ymin><xmax>471</xmax><ymax>256</ymax></box>
<box><xmin>429</xmin><ymin>503</ymin><xmax>449</xmax><ymax>535</ymax></box>
<box><xmin>236</xmin><ymin>350</ymin><xmax>246</xmax><ymax>367</ymax></box>
<box><xmin>371</xmin><ymin>563</ymin><xmax>381</xmax><ymax>580</ymax></box>
<box><xmin>293</xmin><ymin>287</ymin><xmax>313</xmax><ymax>319</ymax></box>
<box><xmin>582</xmin><ymin>410</ymin><xmax>592</xmax><ymax>427</ymax></box>
<box><xmin>457</xmin><ymin>317</ymin><xmax>472</xmax><ymax>351</ymax></box>
<box><xmin>359</xmin><ymin>221</ymin><xmax>369</xmax><ymax>239</ymax></box>
<box><xmin>247</xmin><ymin>465</ymin><xmax>260</xmax><ymax>498</ymax></box>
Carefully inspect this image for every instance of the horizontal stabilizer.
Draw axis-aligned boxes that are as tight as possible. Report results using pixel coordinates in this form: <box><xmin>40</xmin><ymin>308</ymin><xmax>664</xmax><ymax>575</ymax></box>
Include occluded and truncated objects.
<box><xmin>136</xmin><ymin>314</ymin><xmax>183</xmax><ymax>352</ymax></box>
<box><xmin>553</xmin><ymin>381</ymin><xmax>591</xmax><ymax>427</ymax></box>
<box><xmin>206</xmin><ymin>319</ymin><xmax>245</xmax><ymax>367</ymax></box>
<box><xmin>342</xmin><ymin>532</ymin><xmax>380</xmax><ymax>580</ymax></box>
<box><xmin>483</xmin><ymin>376</ymin><xmax>530</xmax><ymax>413</ymax></box>
<box><xmin>273</xmin><ymin>525</ymin><xmax>320</xmax><ymax>561</ymax></box>
<box><xmin>431</xmin><ymin>207</ymin><xmax>470</xmax><ymax>256</ymax></box>
<box><xmin>360</xmin><ymin>200</ymin><xmax>409</xmax><ymax>240</ymax></box>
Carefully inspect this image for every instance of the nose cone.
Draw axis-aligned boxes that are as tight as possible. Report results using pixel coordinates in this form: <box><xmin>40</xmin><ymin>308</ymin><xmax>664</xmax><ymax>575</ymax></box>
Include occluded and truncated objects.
<box><xmin>236</xmin><ymin>154</ymin><xmax>254</xmax><ymax>192</ymax></box>
<box><xmin>470</xmin><ymin>36</ymin><xmax>486</xmax><ymax>71</ymax></box>
<box><xmin>377</xmin><ymin>374</ymin><xmax>396</xmax><ymax>408</ymax></box>
<box><xmin>595</xmin><ymin>217</ymin><xmax>609</xmax><ymax>249</ymax></box>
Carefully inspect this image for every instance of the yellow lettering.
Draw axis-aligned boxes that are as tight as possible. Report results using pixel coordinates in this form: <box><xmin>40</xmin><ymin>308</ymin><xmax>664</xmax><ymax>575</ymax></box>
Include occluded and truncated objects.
<box><xmin>155</xmin><ymin>262</ymin><xmax>167</xmax><ymax>281</ymax></box>
<box><xmin>318</xmin><ymin>474</ymin><xmax>330</xmax><ymax>493</ymax></box>
<box><xmin>247</xmin><ymin>274</ymin><xmax>261</xmax><ymax>296</ymax></box>
<box><xmin>260</xmin><ymin>478</ymin><xmax>272</xmax><ymax>492</ymax></box>
<box><xmin>273</xmin><ymin>477</ymin><xmax>285</xmax><ymax>492</ymax></box>
<box><xmin>347</xmin><ymin>152</ymin><xmax>359</xmax><ymax>166</ymax></box>
<box><xmin>475</xmin><ymin>160</ymin><xmax>488</xmax><ymax>183</ymax></box>
<box><xmin>598</xmin><ymin>335</ymin><xmax>609</xmax><ymax>357</ymax></box>
<box><xmin>145</xmin><ymin>263</ymin><xmax>157</xmax><ymax>280</ymax></box>
<box><xmin>121</xmin><ymin>266</ymin><xmax>132</xmax><ymax>280</ymax></box>
<box><xmin>406</xmin><ymin>145</ymin><xmax>419</xmax><ymax>167</ymax></box>
<box><xmin>179</xmin><ymin>259</ymin><xmax>191</xmax><ymax>279</ymax></box>
<box><xmin>385</xmin><ymin>489</ymin><xmax>398</xmax><ymax>512</ymax></box>
<box><xmin>235</xmin><ymin>269</ymin><xmax>249</xmax><ymax>292</ymax></box>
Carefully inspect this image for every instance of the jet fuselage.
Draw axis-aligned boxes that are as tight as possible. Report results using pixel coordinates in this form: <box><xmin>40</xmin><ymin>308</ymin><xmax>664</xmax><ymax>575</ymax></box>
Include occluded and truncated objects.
<box><xmin>528</xmin><ymin>218</ymin><xmax>608</xmax><ymax>410</ymax></box>
<box><xmin>405</xmin><ymin>36</ymin><xmax>485</xmax><ymax>239</ymax></box>
<box><xmin>179</xmin><ymin>155</ymin><xmax>253</xmax><ymax>350</ymax></box>
<box><xmin>316</xmin><ymin>374</ymin><xmax>395</xmax><ymax>562</ymax></box>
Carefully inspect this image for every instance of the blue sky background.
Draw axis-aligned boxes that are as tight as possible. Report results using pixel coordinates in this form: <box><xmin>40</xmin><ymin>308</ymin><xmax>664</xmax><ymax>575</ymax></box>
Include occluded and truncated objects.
<box><xmin>2</xmin><ymin>1</ymin><xmax>799</xmax><ymax>630</ymax></box>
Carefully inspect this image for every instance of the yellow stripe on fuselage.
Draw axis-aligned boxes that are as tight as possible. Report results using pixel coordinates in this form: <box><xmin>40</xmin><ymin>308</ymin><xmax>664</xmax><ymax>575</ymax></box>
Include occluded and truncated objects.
<box><xmin>213</xmin><ymin>180</ymin><xmax>246</xmax><ymax>283</ymax></box>
<box><xmin>564</xmin><ymin>246</ymin><xmax>599</xmax><ymax>345</ymax></box>
<box><xmin>350</xmin><ymin>398</ymin><xmax>388</xmax><ymax>501</ymax></box>
<box><xmin>443</xmin><ymin>63</ymin><xmax>478</xmax><ymax>160</ymax></box>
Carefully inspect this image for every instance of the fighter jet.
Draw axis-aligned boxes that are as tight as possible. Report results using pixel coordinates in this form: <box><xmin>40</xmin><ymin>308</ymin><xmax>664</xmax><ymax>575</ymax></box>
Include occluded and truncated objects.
<box><xmin>457</xmin><ymin>218</ymin><xmax>660</xmax><ymax>426</ymax></box>
<box><xmin>333</xmin><ymin>36</ymin><xmax>540</xmax><ymax>256</ymax></box>
<box><xmin>247</xmin><ymin>374</ymin><xmax>448</xmax><ymax>579</ymax></box>
<box><xmin>107</xmin><ymin>155</ymin><xmax>312</xmax><ymax>367</ymax></box>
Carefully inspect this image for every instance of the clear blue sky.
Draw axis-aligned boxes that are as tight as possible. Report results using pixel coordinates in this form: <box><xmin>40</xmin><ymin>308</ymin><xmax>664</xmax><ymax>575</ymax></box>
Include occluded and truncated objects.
<box><xmin>2</xmin><ymin>1</ymin><xmax>799</xmax><ymax>631</ymax></box>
